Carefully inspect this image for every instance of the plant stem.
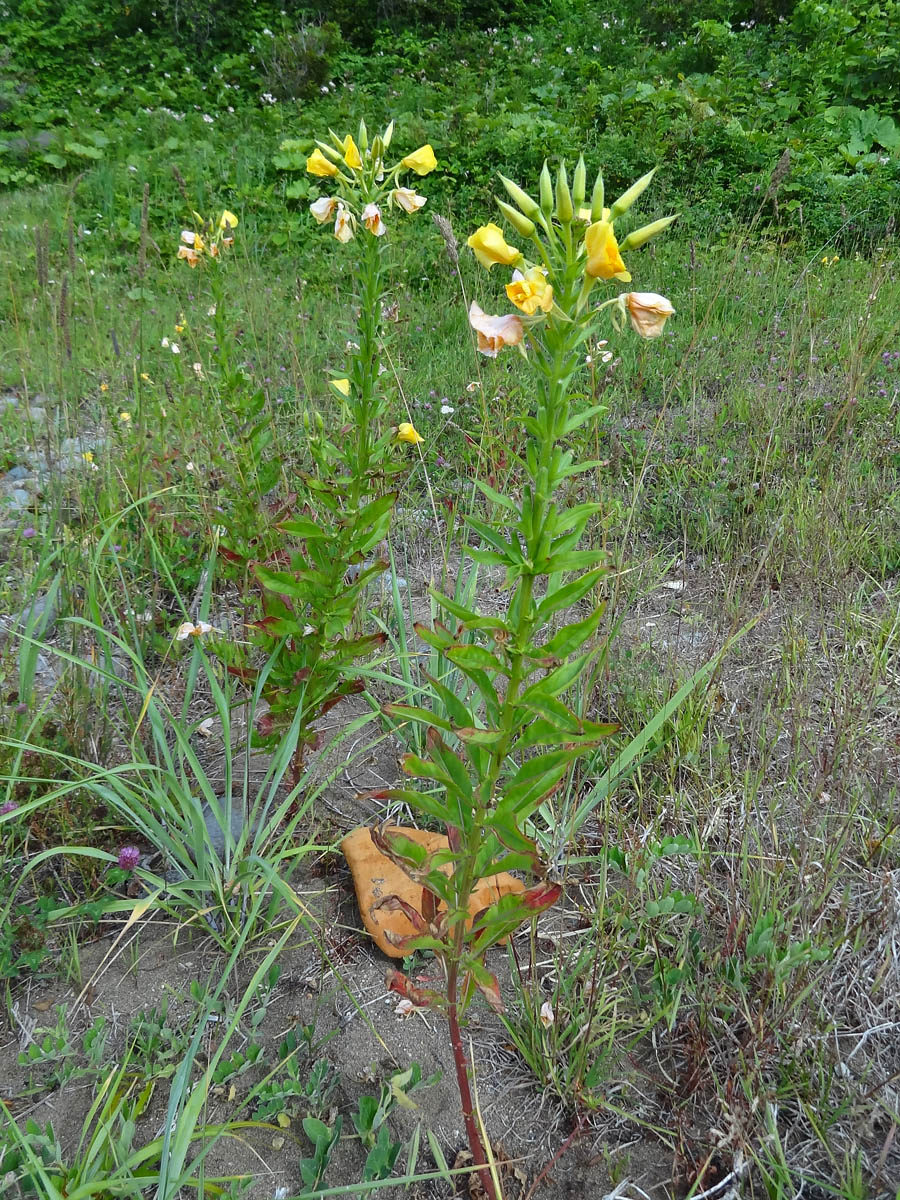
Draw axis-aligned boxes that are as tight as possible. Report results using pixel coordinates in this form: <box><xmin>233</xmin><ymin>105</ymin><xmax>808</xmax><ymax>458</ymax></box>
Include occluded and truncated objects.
<box><xmin>446</xmin><ymin>961</ymin><xmax>498</xmax><ymax>1200</ymax></box>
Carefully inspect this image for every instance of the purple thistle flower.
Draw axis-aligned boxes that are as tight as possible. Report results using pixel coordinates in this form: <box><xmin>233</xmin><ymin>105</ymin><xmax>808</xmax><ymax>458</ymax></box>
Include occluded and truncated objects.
<box><xmin>117</xmin><ymin>845</ymin><xmax>141</xmax><ymax>871</ymax></box>
<box><xmin>22</xmin><ymin>527</ymin><xmax>36</xmax><ymax>539</ymax></box>
<box><xmin>0</xmin><ymin>800</ymin><xmax>18</xmax><ymax>815</ymax></box>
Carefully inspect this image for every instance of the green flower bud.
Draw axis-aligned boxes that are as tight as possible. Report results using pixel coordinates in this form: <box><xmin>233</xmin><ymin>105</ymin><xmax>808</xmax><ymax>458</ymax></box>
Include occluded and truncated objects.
<box><xmin>591</xmin><ymin>169</ymin><xmax>605</xmax><ymax>220</ymax></box>
<box><xmin>358</xmin><ymin>119</ymin><xmax>368</xmax><ymax>153</ymax></box>
<box><xmin>555</xmin><ymin>161</ymin><xmax>573</xmax><ymax>223</ymax></box>
<box><xmin>382</xmin><ymin>120</ymin><xmax>394</xmax><ymax>150</ymax></box>
<box><xmin>539</xmin><ymin>161</ymin><xmax>554</xmax><ymax>215</ymax></box>
<box><xmin>496</xmin><ymin>197</ymin><xmax>536</xmax><ymax>238</ymax></box>
<box><xmin>609</xmin><ymin>168</ymin><xmax>656</xmax><ymax>220</ymax></box>
<box><xmin>499</xmin><ymin>174</ymin><xmax>541</xmax><ymax>219</ymax></box>
<box><xmin>316</xmin><ymin>139</ymin><xmax>344</xmax><ymax>163</ymax></box>
<box><xmin>619</xmin><ymin>213</ymin><xmax>679</xmax><ymax>251</ymax></box>
<box><xmin>572</xmin><ymin>154</ymin><xmax>587</xmax><ymax>210</ymax></box>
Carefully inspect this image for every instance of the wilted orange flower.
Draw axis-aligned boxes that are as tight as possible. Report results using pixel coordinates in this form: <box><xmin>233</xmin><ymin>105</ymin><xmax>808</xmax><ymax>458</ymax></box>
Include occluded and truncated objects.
<box><xmin>468</xmin><ymin>301</ymin><xmax>525</xmax><ymax>357</ymax></box>
<box><xmin>623</xmin><ymin>292</ymin><xmax>675</xmax><ymax>338</ymax></box>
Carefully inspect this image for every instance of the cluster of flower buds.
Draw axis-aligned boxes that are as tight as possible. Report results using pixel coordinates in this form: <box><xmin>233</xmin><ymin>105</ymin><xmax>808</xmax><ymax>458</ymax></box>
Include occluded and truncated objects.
<box><xmin>306</xmin><ymin>120</ymin><xmax>436</xmax><ymax>243</ymax></box>
<box><xmin>465</xmin><ymin>158</ymin><xmax>677</xmax><ymax>353</ymax></box>
<box><xmin>177</xmin><ymin>209</ymin><xmax>239</xmax><ymax>268</ymax></box>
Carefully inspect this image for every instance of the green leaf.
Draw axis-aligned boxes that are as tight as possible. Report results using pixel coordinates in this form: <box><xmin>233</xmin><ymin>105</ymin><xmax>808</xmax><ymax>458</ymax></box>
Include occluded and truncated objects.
<box><xmin>473</xmin><ymin>478</ymin><xmax>517</xmax><ymax>511</ymax></box>
<box><xmin>446</xmin><ymin>644</ymin><xmax>507</xmax><ymax>674</ymax></box>
<box><xmin>539</xmin><ymin>549</ymin><xmax>605</xmax><ymax>573</ymax></box>
<box><xmin>383</xmin><ymin>704</ymin><xmax>453</xmax><ymax>732</ymax></box>
<box><xmin>430</xmin><ymin>588</ymin><xmax>507</xmax><ymax>631</ymax></box>
<box><xmin>535</xmin><ymin>569</ymin><xmax>606</xmax><ymax>622</ymax></box>
<box><xmin>520</xmin><ymin>651</ymin><xmax>594</xmax><ymax>701</ymax></box>
<box><xmin>278</xmin><ymin>517</ymin><xmax>329</xmax><ymax>539</ymax></box>
<box><xmin>538</xmin><ymin>605</ymin><xmax>603</xmax><ymax>659</ymax></box>
<box><xmin>500</xmin><ymin>749</ymin><xmax>580</xmax><ymax>815</ymax></box>
<box><xmin>455</xmin><ymin>726</ymin><xmax>504</xmax><ymax>746</ymax></box>
<box><xmin>41</xmin><ymin>152</ymin><xmax>67</xmax><ymax>169</ymax></box>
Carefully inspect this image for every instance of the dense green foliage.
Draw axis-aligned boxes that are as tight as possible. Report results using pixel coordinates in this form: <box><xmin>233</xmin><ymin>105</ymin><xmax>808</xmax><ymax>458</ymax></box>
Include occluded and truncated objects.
<box><xmin>2</xmin><ymin>0</ymin><xmax>898</xmax><ymax>246</ymax></box>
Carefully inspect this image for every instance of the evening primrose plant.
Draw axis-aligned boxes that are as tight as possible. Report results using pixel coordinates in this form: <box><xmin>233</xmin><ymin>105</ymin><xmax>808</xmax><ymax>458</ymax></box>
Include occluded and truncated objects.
<box><xmin>367</xmin><ymin>158</ymin><xmax>676</xmax><ymax>1200</ymax></box>
<box><xmin>221</xmin><ymin>123</ymin><xmax>436</xmax><ymax>782</ymax></box>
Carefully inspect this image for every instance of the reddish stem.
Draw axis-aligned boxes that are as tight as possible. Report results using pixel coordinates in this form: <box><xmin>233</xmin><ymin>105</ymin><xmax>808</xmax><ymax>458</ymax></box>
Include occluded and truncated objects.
<box><xmin>446</xmin><ymin>964</ymin><xmax>498</xmax><ymax>1200</ymax></box>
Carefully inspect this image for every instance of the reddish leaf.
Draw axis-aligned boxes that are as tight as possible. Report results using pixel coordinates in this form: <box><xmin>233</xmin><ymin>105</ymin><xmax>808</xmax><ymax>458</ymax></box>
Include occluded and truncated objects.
<box><xmin>370</xmin><ymin>893</ymin><xmax>426</xmax><ymax>933</ymax></box>
<box><xmin>521</xmin><ymin>881</ymin><xmax>563</xmax><ymax>911</ymax></box>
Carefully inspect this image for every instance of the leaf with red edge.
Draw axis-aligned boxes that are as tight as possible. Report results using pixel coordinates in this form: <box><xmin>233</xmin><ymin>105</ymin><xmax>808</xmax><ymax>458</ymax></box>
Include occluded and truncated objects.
<box><xmin>370</xmin><ymin>893</ymin><xmax>426</xmax><ymax>933</ymax></box>
<box><xmin>384</xmin><ymin>969</ymin><xmax>442</xmax><ymax>1009</ymax></box>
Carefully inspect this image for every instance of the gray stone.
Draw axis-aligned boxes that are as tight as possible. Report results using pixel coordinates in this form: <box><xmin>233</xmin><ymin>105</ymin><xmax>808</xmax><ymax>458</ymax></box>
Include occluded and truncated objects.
<box><xmin>0</xmin><ymin>591</ymin><xmax>58</xmax><ymax>644</ymax></box>
<box><xmin>3</xmin><ymin>466</ymin><xmax>31</xmax><ymax>483</ymax></box>
<box><xmin>3</xmin><ymin>488</ymin><xmax>31</xmax><ymax>512</ymax></box>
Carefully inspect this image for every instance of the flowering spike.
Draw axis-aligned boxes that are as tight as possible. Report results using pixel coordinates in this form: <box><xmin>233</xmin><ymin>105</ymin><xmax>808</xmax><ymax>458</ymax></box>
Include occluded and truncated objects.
<box><xmin>539</xmin><ymin>161</ymin><xmax>554</xmax><ymax>216</ymax></box>
<box><xmin>555</xmin><ymin>161</ymin><xmax>573</xmax><ymax>223</ymax></box>
<box><xmin>495</xmin><ymin>197</ymin><xmax>535</xmax><ymax>239</ymax></box>
<box><xmin>572</xmin><ymin>154</ymin><xmax>587</xmax><ymax>210</ymax></box>
<box><xmin>609</xmin><ymin>168</ymin><xmax>656</xmax><ymax>220</ymax></box>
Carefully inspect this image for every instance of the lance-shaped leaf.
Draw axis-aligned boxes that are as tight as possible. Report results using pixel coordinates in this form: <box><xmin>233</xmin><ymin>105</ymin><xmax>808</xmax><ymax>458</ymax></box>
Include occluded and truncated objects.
<box><xmin>463</xmin><ymin>960</ymin><xmax>504</xmax><ymax>1014</ymax></box>
<box><xmin>429</xmin><ymin>588</ymin><xmax>508</xmax><ymax>631</ymax></box>
<box><xmin>446</xmin><ymin>643</ymin><xmax>509</xmax><ymax>676</ymax></box>
<box><xmin>535</xmin><ymin>568</ymin><xmax>606</xmax><ymax>622</ymax></box>
<box><xmin>370</xmin><ymin>893</ymin><xmax>426</xmax><ymax>934</ymax></box>
<box><xmin>537</xmin><ymin>605</ymin><xmax>604</xmax><ymax>659</ymax></box>
<box><xmin>425</xmin><ymin>727</ymin><xmax>475</xmax><ymax>800</ymax></box>
<box><xmin>454</xmin><ymin>726</ymin><xmax>505</xmax><ymax>747</ymax></box>
<box><xmin>468</xmin><ymin>881</ymin><xmax>562</xmax><ymax>955</ymax></box>
<box><xmin>520</xmin><ymin>650</ymin><xmax>594</xmax><ymax>701</ymax></box>
<box><xmin>414</xmin><ymin>621</ymin><xmax>455</xmax><ymax>651</ymax></box>
<box><xmin>383</xmin><ymin>703</ymin><xmax>453</xmax><ymax>733</ymax></box>
<box><xmin>385</xmin><ymin>969</ymin><xmax>443</xmax><ymax>1011</ymax></box>
<box><xmin>423</xmin><ymin>670</ymin><xmax>477</xmax><ymax>729</ymax></box>
<box><xmin>278</xmin><ymin>516</ymin><xmax>329</xmax><ymax>539</ymax></box>
<box><xmin>500</xmin><ymin>749</ymin><xmax>582</xmax><ymax>816</ymax></box>
<box><xmin>359</xmin><ymin>787</ymin><xmax>454</xmax><ymax>825</ymax></box>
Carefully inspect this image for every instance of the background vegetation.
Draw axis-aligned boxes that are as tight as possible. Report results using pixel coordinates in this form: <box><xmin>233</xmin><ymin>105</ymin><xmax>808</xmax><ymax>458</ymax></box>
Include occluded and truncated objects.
<box><xmin>0</xmin><ymin>1</ymin><xmax>898</xmax><ymax>1197</ymax></box>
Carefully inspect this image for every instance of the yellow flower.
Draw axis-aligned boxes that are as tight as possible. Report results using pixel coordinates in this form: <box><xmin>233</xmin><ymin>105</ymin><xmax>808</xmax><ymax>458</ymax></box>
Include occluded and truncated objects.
<box><xmin>578</xmin><ymin>205</ymin><xmax>610</xmax><ymax>223</ymax></box>
<box><xmin>334</xmin><ymin>204</ymin><xmax>354</xmax><ymax>243</ymax></box>
<box><xmin>506</xmin><ymin>266</ymin><xmax>553</xmax><ymax>315</ymax></box>
<box><xmin>177</xmin><ymin>245</ymin><xmax>201</xmax><ymax>268</ymax></box>
<box><xmin>397</xmin><ymin>421</ymin><xmax>424</xmax><ymax>445</ymax></box>
<box><xmin>218</xmin><ymin>209</ymin><xmax>238</xmax><ymax>231</ymax></box>
<box><xmin>310</xmin><ymin>196</ymin><xmax>338</xmax><ymax>224</ymax></box>
<box><xmin>623</xmin><ymin>292</ymin><xmax>675</xmax><ymax>338</ymax></box>
<box><xmin>307</xmin><ymin>148</ymin><xmax>339</xmax><ymax>177</ymax></box>
<box><xmin>140</xmin><ymin>372</ymin><xmax>150</xmax><ymax>381</ymax></box>
<box><xmin>82</xmin><ymin>451</ymin><xmax>94</xmax><ymax>463</ymax></box>
<box><xmin>584</xmin><ymin>220</ymin><xmax>631</xmax><ymax>282</ymax></box>
<box><xmin>342</xmin><ymin>134</ymin><xmax>362</xmax><ymax>169</ymax></box>
<box><xmin>466</xmin><ymin>223</ymin><xmax>522</xmax><ymax>271</ymax></box>
<box><xmin>468</xmin><ymin>301</ymin><xmax>525</xmax><ymax>358</ymax></box>
<box><xmin>361</xmin><ymin>203</ymin><xmax>386</xmax><ymax>236</ymax></box>
<box><xmin>119</xmin><ymin>411</ymin><xmax>131</xmax><ymax>422</ymax></box>
<box><xmin>401</xmin><ymin>144</ymin><xmax>437</xmax><ymax>175</ymax></box>
<box><xmin>331</xmin><ymin>378</ymin><xmax>351</xmax><ymax>396</ymax></box>
<box><xmin>391</xmin><ymin>187</ymin><xmax>427</xmax><ymax>214</ymax></box>
<box><xmin>99</xmin><ymin>382</ymin><xmax>109</xmax><ymax>392</ymax></box>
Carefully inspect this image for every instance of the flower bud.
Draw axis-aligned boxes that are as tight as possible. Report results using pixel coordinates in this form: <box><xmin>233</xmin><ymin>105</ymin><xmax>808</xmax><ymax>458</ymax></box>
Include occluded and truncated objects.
<box><xmin>315</xmin><ymin>139</ymin><xmax>343</xmax><ymax>163</ymax></box>
<box><xmin>382</xmin><ymin>120</ymin><xmax>394</xmax><ymax>150</ymax></box>
<box><xmin>358</xmin><ymin>119</ymin><xmax>368</xmax><ymax>153</ymax></box>
<box><xmin>495</xmin><ymin>197</ymin><xmax>535</xmax><ymax>238</ymax></box>
<box><xmin>609</xmin><ymin>168</ymin><xmax>656</xmax><ymax>220</ymax></box>
<box><xmin>555</xmin><ymin>162</ymin><xmax>573</xmax><ymax>223</ymax></box>
<box><xmin>591</xmin><ymin>169</ymin><xmax>605</xmax><ymax>220</ymax></box>
<box><xmin>539</xmin><ymin>161</ymin><xmax>553</xmax><ymax>216</ymax></box>
<box><xmin>499</xmin><ymin>174</ymin><xmax>541</xmax><ymax>219</ymax></box>
<box><xmin>619</xmin><ymin>213</ymin><xmax>679</xmax><ymax>251</ymax></box>
<box><xmin>572</xmin><ymin>154</ymin><xmax>587</xmax><ymax>210</ymax></box>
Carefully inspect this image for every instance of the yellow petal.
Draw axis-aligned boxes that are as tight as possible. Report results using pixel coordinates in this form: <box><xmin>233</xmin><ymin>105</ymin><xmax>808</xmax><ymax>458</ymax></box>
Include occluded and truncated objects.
<box><xmin>331</xmin><ymin>377</ymin><xmax>351</xmax><ymax>396</ymax></box>
<box><xmin>342</xmin><ymin>134</ymin><xmax>362</xmax><ymax>169</ymax></box>
<box><xmin>466</xmin><ymin>223</ymin><xmax>522</xmax><ymax>271</ymax></box>
<box><xmin>624</xmin><ymin>292</ymin><xmax>675</xmax><ymax>338</ymax></box>
<box><xmin>397</xmin><ymin>421</ymin><xmax>424</xmax><ymax>445</ymax></box>
<box><xmin>584</xmin><ymin>220</ymin><xmax>631</xmax><ymax>282</ymax></box>
<box><xmin>218</xmin><ymin>209</ymin><xmax>239</xmax><ymax>230</ymax></box>
<box><xmin>505</xmin><ymin>266</ymin><xmax>553</xmax><ymax>315</ymax></box>
<box><xmin>307</xmin><ymin>148</ymin><xmax>339</xmax><ymax>178</ymax></box>
<box><xmin>401</xmin><ymin>144</ymin><xmax>437</xmax><ymax>176</ymax></box>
